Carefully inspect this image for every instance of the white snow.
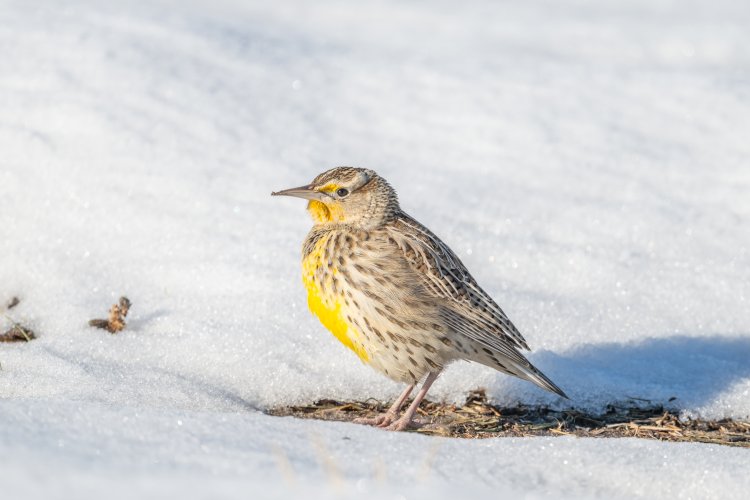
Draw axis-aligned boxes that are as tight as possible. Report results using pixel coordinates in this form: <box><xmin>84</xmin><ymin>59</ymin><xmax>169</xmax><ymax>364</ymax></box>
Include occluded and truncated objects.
<box><xmin>1</xmin><ymin>0</ymin><xmax>749</xmax><ymax>497</ymax></box>
<box><xmin>2</xmin><ymin>399</ymin><xmax>749</xmax><ymax>500</ymax></box>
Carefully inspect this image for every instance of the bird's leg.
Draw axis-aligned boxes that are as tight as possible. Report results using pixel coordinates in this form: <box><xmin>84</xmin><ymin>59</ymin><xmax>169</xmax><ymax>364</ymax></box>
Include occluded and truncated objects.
<box><xmin>353</xmin><ymin>383</ymin><xmax>414</xmax><ymax>427</ymax></box>
<box><xmin>386</xmin><ymin>371</ymin><xmax>440</xmax><ymax>431</ymax></box>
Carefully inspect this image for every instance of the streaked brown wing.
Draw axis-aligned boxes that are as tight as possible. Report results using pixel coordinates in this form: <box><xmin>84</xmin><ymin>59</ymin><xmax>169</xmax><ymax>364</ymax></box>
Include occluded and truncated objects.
<box><xmin>386</xmin><ymin>212</ymin><xmax>530</xmax><ymax>353</ymax></box>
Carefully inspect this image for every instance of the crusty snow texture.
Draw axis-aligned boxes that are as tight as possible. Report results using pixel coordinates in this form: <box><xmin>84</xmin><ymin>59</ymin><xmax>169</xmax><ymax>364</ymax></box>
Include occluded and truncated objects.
<box><xmin>1</xmin><ymin>0</ymin><xmax>749</xmax><ymax>498</ymax></box>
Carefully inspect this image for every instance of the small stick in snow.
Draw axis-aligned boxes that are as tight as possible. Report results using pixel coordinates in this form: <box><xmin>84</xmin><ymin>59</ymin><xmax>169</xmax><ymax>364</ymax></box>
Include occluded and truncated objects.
<box><xmin>89</xmin><ymin>296</ymin><xmax>132</xmax><ymax>333</ymax></box>
<box><xmin>7</xmin><ymin>296</ymin><xmax>20</xmax><ymax>310</ymax></box>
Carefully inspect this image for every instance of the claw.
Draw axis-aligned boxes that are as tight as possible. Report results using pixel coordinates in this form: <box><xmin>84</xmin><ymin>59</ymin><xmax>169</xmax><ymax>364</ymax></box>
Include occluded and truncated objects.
<box><xmin>376</xmin><ymin>418</ymin><xmax>394</xmax><ymax>428</ymax></box>
<box><xmin>385</xmin><ymin>417</ymin><xmax>413</xmax><ymax>431</ymax></box>
<box><xmin>353</xmin><ymin>412</ymin><xmax>395</xmax><ymax>427</ymax></box>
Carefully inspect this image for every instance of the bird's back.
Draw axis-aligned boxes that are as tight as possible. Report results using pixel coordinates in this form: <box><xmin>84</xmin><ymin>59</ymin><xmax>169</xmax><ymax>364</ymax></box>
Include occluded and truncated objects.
<box><xmin>386</xmin><ymin>211</ymin><xmax>566</xmax><ymax>397</ymax></box>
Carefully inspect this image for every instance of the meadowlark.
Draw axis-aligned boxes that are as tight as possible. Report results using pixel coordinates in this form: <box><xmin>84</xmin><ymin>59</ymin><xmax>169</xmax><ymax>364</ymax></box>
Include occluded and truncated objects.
<box><xmin>272</xmin><ymin>167</ymin><xmax>567</xmax><ymax>431</ymax></box>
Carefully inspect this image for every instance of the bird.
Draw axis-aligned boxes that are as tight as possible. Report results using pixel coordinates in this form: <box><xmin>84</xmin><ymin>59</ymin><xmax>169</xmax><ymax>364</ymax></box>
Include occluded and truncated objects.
<box><xmin>272</xmin><ymin>167</ymin><xmax>567</xmax><ymax>431</ymax></box>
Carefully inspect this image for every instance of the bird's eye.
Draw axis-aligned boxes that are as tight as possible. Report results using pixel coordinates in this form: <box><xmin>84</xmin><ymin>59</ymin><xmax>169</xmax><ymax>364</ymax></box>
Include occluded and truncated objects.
<box><xmin>336</xmin><ymin>188</ymin><xmax>349</xmax><ymax>197</ymax></box>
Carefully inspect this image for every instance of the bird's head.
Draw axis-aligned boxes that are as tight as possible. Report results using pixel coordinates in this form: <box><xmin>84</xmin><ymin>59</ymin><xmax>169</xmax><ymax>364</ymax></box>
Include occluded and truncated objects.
<box><xmin>272</xmin><ymin>167</ymin><xmax>399</xmax><ymax>229</ymax></box>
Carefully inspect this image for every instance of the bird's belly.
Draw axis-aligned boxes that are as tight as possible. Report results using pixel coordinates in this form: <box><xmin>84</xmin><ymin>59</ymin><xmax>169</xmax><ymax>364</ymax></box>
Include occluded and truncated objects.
<box><xmin>303</xmin><ymin>273</ymin><xmax>371</xmax><ymax>363</ymax></box>
<box><xmin>302</xmin><ymin>236</ymin><xmax>371</xmax><ymax>363</ymax></box>
<box><xmin>301</xmin><ymin>233</ymin><xmax>453</xmax><ymax>383</ymax></box>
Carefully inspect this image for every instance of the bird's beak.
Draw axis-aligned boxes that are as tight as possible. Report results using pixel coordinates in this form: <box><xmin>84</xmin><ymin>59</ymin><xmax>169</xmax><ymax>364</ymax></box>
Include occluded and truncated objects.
<box><xmin>271</xmin><ymin>184</ymin><xmax>326</xmax><ymax>201</ymax></box>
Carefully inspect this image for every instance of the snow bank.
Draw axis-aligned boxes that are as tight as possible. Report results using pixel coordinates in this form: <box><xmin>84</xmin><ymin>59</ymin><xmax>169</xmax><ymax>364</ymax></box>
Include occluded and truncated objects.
<box><xmin>2</xmin><ymin>0</ymin><xmax>748</xmax><ymax>418</ymax></box>
<box><xmin>2</xmin><ymin>399</ymin><xmax>748</xmax><ymax>499</ymax></box>
<box><xmin>1</xmin><ymin>0</ymin><xmax>749</xmax><ymax>496</ymax></box>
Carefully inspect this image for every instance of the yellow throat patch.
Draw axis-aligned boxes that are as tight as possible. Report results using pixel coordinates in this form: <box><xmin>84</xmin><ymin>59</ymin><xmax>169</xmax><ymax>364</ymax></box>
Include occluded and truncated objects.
<box><xmin>302</xmin><ymin>236</ymin><xmax>369</xmax><ymax>362</ymax></box>
<box><xmin>307</xmin><ymin>200</ymin><xmax>345</xmax><ymax>224</ymax></box>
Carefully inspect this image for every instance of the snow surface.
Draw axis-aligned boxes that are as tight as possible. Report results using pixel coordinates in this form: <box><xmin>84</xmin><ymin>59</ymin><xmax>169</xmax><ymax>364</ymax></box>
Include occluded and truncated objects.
<box><xmin>1</xmin><ymin>0</ymin><xmax>749</xmax><ymax>497</ymax></box>
<box><xmin>3</xmin><ymin>399</ymin><xmax>749</xmax><ymax>500</ymax></box>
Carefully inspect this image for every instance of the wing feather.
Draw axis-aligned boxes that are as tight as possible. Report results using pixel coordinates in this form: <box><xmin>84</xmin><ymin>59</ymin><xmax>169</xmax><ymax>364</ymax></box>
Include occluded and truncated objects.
<box><xmin>386</xmin><ymin>213</ymin><xmax>529</xmax><ymax>351</ymax></box>
<box><xmin>384</xmin><ymin>212</ymin><xmax>567</xmax><ymax>398</ymax></box>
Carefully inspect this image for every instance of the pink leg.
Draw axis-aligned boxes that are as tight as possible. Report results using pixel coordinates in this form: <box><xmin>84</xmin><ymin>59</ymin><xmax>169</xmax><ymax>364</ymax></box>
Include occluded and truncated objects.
<box><xmin>387</xmin><ymin>371</ymin><xmax>440</xmax><ymax>431</ymax></box>
<box><xmin>354</xmin><ymin>384</ymin><xmax>415</xmax><ymax>427</ymax></box>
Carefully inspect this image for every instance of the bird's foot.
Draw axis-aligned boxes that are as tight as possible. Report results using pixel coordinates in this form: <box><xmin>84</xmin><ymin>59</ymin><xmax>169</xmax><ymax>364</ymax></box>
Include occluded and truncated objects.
<box><xmin>385</xmin><ymin>415</ymin><xmax>418</xmax><ymax>432</ymax></box>
<box><xmin>353</xmin><ymin>412</ymin><xmax>397</xmax><ymax>427</ymax></box>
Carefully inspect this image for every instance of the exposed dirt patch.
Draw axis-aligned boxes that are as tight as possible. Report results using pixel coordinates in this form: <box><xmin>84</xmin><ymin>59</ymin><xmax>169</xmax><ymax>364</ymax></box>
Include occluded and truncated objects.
<box><xmin>269</xmin><ymin>389</ymin><xmax>750</xmax><ymax>447</ymax></box>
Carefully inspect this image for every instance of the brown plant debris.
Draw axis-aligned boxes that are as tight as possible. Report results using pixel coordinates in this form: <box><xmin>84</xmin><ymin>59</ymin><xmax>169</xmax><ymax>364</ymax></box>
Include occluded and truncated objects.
<box><xmin>7</xmin><ymin>296</ymin><xmax>20</xmax><ymax>310</ymax></box>
<box><xmin>89</xmin><ymin>296</ymin><xmax>132</xmax><ymax>333</ymax></box>
<box><xmin>0</xmin><ymin>322</ymin><xmax>36</xmax><ymax>342</ymax></box>
<box><xmin>269</xmin><ymin>389</ymin><xmax>750</xmax><ymax>448</ymax></box>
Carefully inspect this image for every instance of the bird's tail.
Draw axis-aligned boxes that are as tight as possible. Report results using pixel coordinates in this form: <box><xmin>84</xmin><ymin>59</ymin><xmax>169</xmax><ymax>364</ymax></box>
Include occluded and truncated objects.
<box><xmin>474</xmin><ymin>349</ymin><xmax>569</xmax><ymax>399</ymax></box>
<box><xmin>513</xmin><ymin>360</ymin><xmax>569</xmax><ymax>399</ymax></box>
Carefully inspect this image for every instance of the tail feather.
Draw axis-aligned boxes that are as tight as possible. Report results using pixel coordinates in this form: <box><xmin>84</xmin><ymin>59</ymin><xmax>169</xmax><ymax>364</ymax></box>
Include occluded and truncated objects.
<box><xmin>513</xmin><ymin>361</ymin><xmax>569</xmax><ymax>399</ymax></box>
<box><xmin>473</xmin><ymin>349</ymin><xmax>568</xmax><ymax>399</ymax></box>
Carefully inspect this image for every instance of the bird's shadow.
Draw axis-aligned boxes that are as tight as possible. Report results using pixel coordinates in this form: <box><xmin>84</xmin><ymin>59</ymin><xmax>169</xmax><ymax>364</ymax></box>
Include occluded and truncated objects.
<box><xmin>531</xmin><ymin>334</ymin><xmax>750</xmax><ymax>412</ymax></box>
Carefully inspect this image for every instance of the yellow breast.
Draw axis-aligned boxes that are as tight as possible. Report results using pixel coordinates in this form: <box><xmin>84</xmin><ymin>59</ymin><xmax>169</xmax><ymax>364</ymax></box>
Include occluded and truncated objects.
<box><xmin>302</xmin><ymin>236</ymin><xmax>370</xmax><ymax>363</ymax></box>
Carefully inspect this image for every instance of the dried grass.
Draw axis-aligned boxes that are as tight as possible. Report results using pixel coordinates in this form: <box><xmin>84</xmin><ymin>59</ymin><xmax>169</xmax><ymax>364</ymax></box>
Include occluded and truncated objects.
<box><xmin>1</xmin><ymin>296</ymin><xmax>36</xmax><ymax>342</ymax></box>
<box><xmin>0</xmin><ymin>323</ymin><xmax>36</xmax><ymax>343</ymax></box>
<box><xmin>269</xmin><ymin>389</ymin><xmax>750</xmax><ymax>447</ymax></box>
<box><xmin>89</xmin><ymin>296</ymin><xmax>132</xmax><ymax>333</ymax></box>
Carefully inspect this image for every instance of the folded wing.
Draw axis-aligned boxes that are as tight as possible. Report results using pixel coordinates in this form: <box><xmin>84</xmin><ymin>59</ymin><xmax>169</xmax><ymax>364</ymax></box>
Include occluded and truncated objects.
<box><xmin>386</xmin><ymin>212</ymin><xmax>567</xmax><ymax>398</ymax></box>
